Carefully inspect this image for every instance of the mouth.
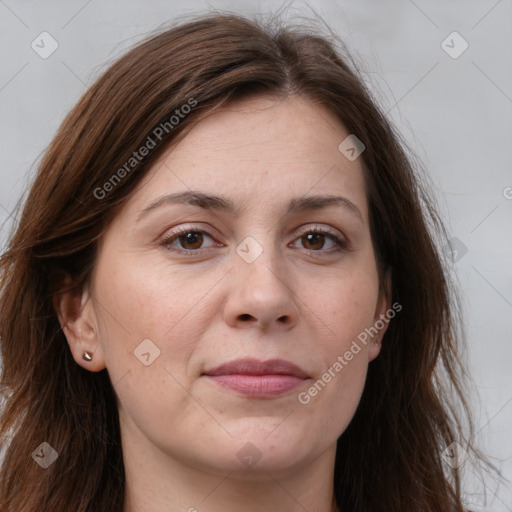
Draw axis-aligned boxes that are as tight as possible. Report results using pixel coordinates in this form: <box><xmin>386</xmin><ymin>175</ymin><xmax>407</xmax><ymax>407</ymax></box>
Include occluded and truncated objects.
<box><xmin>202</xmin><ymin>358</ymin><xmax>310</xmax><ymax>398</ymax></box>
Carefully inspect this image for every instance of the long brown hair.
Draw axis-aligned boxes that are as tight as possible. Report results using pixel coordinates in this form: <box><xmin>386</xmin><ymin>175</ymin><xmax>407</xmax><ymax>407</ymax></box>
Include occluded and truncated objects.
<box><xmin>0</xmin><ymin>12</ymin><xmax>499</xmax><ymax>511</ymax></box>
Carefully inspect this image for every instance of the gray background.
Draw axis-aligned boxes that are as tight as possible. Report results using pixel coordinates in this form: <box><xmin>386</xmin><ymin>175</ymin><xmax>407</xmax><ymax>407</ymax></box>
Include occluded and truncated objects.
<box><xmin>0</xmin><ymin>0</ymin><xmax>511</xmax><ymax>509</ymax></box>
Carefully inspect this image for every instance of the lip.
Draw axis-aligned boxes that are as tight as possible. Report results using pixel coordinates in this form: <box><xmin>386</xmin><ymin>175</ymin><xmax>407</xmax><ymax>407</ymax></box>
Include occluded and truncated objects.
<box><xmin>202</xmin><ymin>358</ymin><xmax>310</xmax><ymax>398</ymax></box>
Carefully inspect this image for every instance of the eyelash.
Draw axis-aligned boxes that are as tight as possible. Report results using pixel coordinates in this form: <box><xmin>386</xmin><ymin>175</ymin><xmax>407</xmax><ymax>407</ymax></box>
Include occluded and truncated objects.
<box><xmin>160</xmin><ymin>225</ymin><xmax>348</xmax><ymax>256</ymax></box>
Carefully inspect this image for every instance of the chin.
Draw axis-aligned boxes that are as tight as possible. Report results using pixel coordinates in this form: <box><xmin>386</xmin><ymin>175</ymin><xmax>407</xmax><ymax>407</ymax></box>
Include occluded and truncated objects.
<box><xmin>206</xmin><ymin>429</ymin><xmax>312</xmax><ymax>472</ymax></box>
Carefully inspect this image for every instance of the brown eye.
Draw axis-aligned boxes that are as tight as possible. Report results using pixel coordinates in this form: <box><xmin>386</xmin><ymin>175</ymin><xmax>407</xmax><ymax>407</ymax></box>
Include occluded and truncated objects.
<box><xmin>161</xmin><ymin>229</ymin><xmax>216</xmax><ymax>253</ymax></box>
<box><xmin>301</xmin><ymin>232</ymin><xmax>327</xmax><ymax>251</ymax></box>
<box><xmin>177</xmin><ymin>231</ymin><xmax>204</xmax><ymax>250</ymax></box>
<box><xmin>292</xmin><ymin>229</ymin><xmax>346</xmax><ymax>253</ymax></box>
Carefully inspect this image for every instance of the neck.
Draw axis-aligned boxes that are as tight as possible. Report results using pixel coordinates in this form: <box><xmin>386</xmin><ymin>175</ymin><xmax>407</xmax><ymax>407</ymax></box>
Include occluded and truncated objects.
<box><xmin>121</xmin><ymin>425</ymin><xmax>338</xmax><ymax>512</ymax></box>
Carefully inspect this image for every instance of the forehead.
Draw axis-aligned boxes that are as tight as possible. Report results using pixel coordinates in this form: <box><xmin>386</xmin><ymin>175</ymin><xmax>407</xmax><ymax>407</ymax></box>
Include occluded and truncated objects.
<box><xmin>124</xmin><ymin>95</ymin><xmax>368</xmax><ymax>221</ymax></box>
<box><xmin>165</xmin><ymin>95</ymin><xmax>351</xmax><ymax>168</ymax></box>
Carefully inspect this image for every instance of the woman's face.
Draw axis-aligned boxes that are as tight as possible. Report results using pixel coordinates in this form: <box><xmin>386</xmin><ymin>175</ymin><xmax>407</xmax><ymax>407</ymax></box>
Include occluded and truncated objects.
<box><xmin>78</xmin><ymin>95</ymin><xmax>390</xmax><ymax>477</ymax></box>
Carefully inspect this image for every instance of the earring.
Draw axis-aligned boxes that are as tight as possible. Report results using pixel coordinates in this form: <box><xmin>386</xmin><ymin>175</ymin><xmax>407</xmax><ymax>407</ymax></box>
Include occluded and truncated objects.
<box><xmin>82</xmin><ymin>351</ymin><xmax>93</xmax><ymax>362</ymax></box>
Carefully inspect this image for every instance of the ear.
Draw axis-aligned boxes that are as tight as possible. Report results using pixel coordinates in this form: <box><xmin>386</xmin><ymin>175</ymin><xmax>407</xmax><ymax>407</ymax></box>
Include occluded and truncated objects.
<box><xmin>52</xmin><ymin>274</ymin><xmax>106</xmax><ymax>372</ymax></box>
<box><xmin>368</xmin><ymin>268</ymin><xmax>392</xmax><ymax>362</ymax></box>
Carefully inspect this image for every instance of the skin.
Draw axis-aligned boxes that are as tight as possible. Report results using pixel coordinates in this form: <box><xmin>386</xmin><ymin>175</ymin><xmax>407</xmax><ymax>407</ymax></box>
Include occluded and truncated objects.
<box><xmin>55</xmin><ymin>95</ymin><xmax>391</xmax><ymax>512</ymax></box>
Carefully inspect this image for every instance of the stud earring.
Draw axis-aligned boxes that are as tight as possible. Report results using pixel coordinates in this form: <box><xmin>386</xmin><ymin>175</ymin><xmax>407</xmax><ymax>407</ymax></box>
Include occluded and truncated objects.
<box><xmin>82</xmin><ymin>351</ymin><xmax>93</xmax><ymax>362</ymax></box>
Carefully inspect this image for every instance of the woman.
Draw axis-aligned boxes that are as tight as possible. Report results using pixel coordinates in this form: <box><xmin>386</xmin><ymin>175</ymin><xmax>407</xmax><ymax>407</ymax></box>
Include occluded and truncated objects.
<box><xmin>0</xmin><ymin>12</ymin><xmax>497</xmax><ymax>512</ymax></box>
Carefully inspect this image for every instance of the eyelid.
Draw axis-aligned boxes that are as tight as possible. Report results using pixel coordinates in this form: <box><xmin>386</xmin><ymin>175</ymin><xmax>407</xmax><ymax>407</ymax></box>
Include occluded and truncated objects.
<box><xmin>160</xmin><ymin>224</ymin><xmax>221</xmax><ymax>253</ymax></box>
<box><xmin>160</xmin><ymin>223</ymin><xmax>221</xmax><ymax>241</ymax></box>
<box><xmin>295</xmin><ymin>223</ymin><xmax>345</xmax><ymax>239</ymax></box>
<box><xmin>292</xmin><ymin>224</ymin><xmax>349</xmax><ymax>251</ymax></box>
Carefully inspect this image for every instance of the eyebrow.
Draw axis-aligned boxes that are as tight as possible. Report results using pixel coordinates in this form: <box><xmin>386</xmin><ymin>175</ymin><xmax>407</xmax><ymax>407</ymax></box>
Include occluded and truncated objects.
<box><xmin>136</xmin><ymin>190</ymin><xmax>363</xmax><ymax>222</ymax></box>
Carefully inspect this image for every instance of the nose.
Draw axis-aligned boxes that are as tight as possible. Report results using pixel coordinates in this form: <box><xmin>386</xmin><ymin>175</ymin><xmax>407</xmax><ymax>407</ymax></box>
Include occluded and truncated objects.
<box><xmin>222</xmin><ymin>243</ymin><xmax>300</xmax><ymax>332</ymax></box>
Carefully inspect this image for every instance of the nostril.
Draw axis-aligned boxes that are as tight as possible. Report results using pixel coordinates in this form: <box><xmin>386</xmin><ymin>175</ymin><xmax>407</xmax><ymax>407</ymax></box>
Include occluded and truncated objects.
<box><xmin>240</xmin><ymin>314</ymin><xmax>252</xmax><ymax>321</ymax></box>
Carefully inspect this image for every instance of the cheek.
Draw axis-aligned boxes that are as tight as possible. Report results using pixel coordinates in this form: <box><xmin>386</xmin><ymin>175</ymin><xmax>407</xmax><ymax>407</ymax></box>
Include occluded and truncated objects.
<box><xmin>301</xmin><ymin>266</ymin><xmax>379</xmax><ymax>409</ymax></box>
<box><xmin>93</xmin><ymin>258</ymin><xmax>218</xmax><ymax>444</ymax></box>
<box><xmin>92</xmin><ymin>252</ymin><xmax>223</xmax><ymax>387</ymax></box>
<box><xmin>320</xmin><ymin>267</ymin><xmax>380</xmax><ymax>346</ymax></box>
<box><xmin>297</xmin><ymin>290</ymin><xmax>375</xmax><ymax>441</ymax></box>
<box><xmin>96</xmin><ymin>252</ymin><xmax>214</xmax><ymax>334</ymax></box>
